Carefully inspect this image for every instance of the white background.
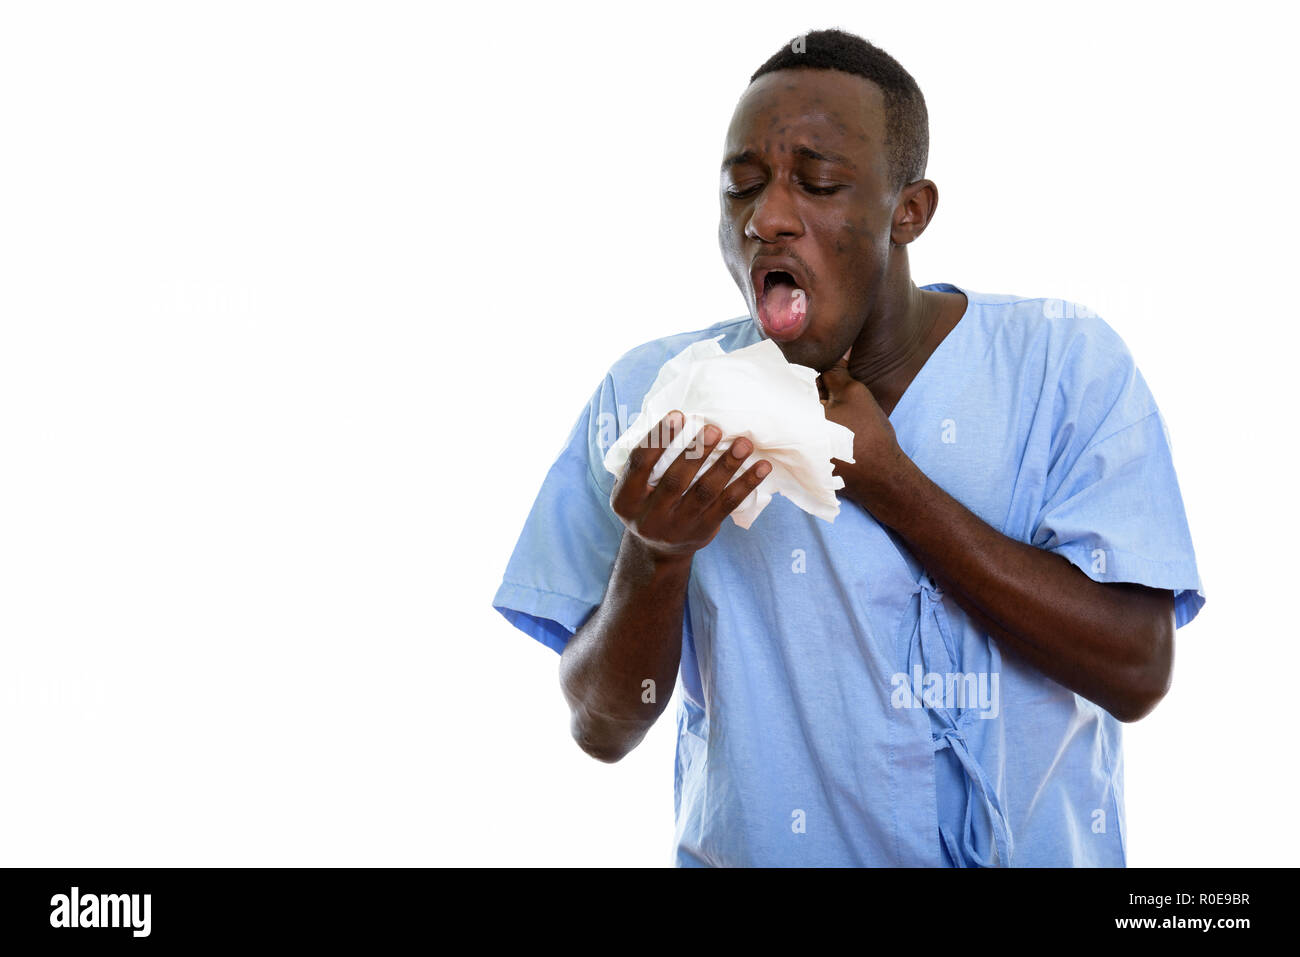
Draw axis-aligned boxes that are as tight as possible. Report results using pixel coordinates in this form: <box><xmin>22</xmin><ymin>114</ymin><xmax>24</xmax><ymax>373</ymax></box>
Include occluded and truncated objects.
<box><xmin>1</xmin><ymin>1</ymin><xmax>1295</xmax><ymax>866</ymax></box>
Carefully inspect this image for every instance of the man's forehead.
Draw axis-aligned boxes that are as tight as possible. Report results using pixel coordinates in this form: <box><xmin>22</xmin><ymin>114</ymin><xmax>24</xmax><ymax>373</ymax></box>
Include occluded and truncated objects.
<box><xmin>727</xmin><ymin>68</ymin><xmax>886</xmax><ymax>148</ymax></box>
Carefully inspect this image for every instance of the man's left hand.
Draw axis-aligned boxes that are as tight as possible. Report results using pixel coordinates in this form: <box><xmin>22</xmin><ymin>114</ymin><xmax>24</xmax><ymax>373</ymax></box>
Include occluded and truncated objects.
<box><xmin>818</xmin><ymin>351</ymin><xmax>904</xmax><ymax>509</ymax></box>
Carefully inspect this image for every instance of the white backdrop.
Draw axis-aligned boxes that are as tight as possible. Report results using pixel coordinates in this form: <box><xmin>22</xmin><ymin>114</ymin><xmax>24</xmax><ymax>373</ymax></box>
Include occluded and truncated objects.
<box><xmin>1</xmin><ymin>0</ymin><xmax>1295</xmax><ymax>866</ymax></box>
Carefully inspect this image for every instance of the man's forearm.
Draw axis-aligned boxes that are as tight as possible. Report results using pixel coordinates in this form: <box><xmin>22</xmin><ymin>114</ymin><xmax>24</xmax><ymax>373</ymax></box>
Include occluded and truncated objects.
<box><xmin>859</xmin><ymin>447</ymin><xmax>1174</xmax><ymax>722</ymax></box>
<box><xmin>558</xmin><ymin>530</ymin><xmax>691</xmax><ymax>761</ymax></box>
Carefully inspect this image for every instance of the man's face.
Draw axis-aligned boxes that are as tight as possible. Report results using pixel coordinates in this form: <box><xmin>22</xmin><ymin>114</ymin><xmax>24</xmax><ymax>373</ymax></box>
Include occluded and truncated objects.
<box><xmin>719</xmin><ymin>68</ymin><xmax>898</xmax><ymax>371</ymax></box>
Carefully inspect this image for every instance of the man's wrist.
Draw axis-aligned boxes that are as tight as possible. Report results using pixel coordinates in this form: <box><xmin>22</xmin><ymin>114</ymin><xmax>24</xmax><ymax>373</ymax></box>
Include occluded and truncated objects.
<box><xmin>624</xmin><ymin>531</ymin><xmax>695</xmax><ymax>577</ymax></box>
<box><xmin>844</xmin><ymin>439</ymin><xmax>917</xmax><ymax>528</ymax></box>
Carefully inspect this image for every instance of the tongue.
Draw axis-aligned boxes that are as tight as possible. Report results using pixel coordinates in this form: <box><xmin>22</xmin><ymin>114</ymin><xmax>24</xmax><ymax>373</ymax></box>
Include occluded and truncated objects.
<box><xmin>763</xmin><ymin>282</ymin><xmax>807</xmax><ymax>332</ymax></box>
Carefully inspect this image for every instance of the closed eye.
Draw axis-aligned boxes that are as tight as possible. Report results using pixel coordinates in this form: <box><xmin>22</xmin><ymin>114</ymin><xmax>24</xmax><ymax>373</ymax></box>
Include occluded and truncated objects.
<box><xmin>724</xmin><ymin>183</ymin><xmax>846</xmax><ymax>199</ymax></box>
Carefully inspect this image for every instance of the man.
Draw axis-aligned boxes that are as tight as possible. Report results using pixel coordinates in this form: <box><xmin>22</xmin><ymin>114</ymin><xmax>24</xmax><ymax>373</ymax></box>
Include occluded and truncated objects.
<box><xmin>492</xmin><ymin>29</ymin><xmax>1204</xmax><ymax>866</ymax></box>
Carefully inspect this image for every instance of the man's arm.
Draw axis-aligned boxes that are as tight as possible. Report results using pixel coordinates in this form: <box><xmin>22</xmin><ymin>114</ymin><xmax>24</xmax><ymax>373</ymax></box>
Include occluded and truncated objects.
<box><xmin>867</xmin><ymin>444</ymin><xmax>1174</xmax><ymax>722</ymax></box>
<box><xmin>820</xmin><ymin>360</ymin><xmax>1175</xmax><ymax>723</ymax></box>
<box><xmin>559</xmin><ymin>412</ymin><xmax>771</xmax><ymax>761</ymax></box>
<box><xmin>559</xmin><ymin>534</ymin><xmax>692</xmax><ymax>762</ymax></box>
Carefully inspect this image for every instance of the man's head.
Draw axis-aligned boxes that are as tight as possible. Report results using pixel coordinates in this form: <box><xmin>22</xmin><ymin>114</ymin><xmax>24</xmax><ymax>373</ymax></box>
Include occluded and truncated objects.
<box><xmin>719</xmin><ymin>29</ymin><xmax>938</xmax><ymax>370</ymax></box>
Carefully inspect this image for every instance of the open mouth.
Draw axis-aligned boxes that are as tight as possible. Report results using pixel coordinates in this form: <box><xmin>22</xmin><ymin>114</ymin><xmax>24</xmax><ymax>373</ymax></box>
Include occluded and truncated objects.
<box><xmin>758</xmin><ymin>270</ymin><xmax>809</xmax><ymax>339</ymax></box>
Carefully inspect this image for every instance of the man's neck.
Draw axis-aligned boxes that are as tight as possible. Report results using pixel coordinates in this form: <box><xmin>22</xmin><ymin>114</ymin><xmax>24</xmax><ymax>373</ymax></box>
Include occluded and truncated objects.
<box><xmin>849</xmin><ymin>280</ymin><xmax>964</xmax><ymax>417</ymax></box>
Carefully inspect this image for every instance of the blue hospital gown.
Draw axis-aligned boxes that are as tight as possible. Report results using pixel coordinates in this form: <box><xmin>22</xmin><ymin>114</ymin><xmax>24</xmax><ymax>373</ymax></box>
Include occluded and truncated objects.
<box><xmin>492</xmin><ymin>282</ymin><xmax>1206</xmax><ymax>867</ymax></box>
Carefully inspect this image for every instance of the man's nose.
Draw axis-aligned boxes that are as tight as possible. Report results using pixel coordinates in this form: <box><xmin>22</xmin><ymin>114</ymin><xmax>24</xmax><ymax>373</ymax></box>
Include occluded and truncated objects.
<box><xmin>745</xmin><ymin>183</ymin><xmax>803</xmax><ymax>242</ymax></box>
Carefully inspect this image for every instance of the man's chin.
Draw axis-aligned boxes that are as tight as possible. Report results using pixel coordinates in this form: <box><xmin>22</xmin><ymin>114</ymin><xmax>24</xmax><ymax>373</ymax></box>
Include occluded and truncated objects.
<box><xmin>748</xmin><ymin>308</ymin><xmax>841</xmax><ymax>371</ymax></box>
<box><xmin>767</xmin><ymin>335</ymin><xmax>825</xmax><ymax>371</ymax></box>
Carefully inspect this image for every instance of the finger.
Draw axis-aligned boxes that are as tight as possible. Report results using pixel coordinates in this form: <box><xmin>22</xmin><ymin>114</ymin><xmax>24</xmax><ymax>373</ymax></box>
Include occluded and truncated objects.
<box><xmin>820</xmin><ymin>362</ymin><xmax>853</xmax><ymax>399</ymax></box>
<box><xmin>647</xmin><ymin>421</ymin><xmax>733</xmax><ymax>514</ymax></box>
<box><xmin>611</xmin><ymin>409</ymin><xmax>683</xmax><ymax>515</ymax></box>
<box><xmin>644</xmin><ymin>422</ymin><xmax>722</xmax><ymax>517</ymax></box>
<box><xmin>709</xmin><ymin>458</ymin><xmax>772</xmax><ymax>521</ymax></box>
<box><xmin>676</xmin><ymin>434</ymin><xmax>755</xmax><ymax>518</ymax></box>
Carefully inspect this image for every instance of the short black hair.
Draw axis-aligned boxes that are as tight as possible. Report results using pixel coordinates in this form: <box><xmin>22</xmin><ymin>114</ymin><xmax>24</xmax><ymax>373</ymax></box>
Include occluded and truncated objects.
<box><xmin>750</xmin><ymin>29</ymin><xmax>929</xmax><ymax>193</ymax></box>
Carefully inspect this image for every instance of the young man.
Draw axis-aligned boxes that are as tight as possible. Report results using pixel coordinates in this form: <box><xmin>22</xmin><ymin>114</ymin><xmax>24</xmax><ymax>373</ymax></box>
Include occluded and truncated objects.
<box><xmin>492</xmin><ymin>29</ymin><xmax>1204</xmax><ymax>867</ymax></box>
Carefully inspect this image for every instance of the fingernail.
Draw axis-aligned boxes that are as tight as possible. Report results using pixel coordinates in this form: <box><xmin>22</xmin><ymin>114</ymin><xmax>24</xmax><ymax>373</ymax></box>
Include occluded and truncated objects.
<box><xmin>702</xmin><ymin>425</ymin><xmax>720</xmax><ymax>444</ymax></box>
<box><xmin>755</xmin><ymin>461</ymin><xmax>771</xmax><ymax>479</ymax></box>
<box><xmin>731</xmin><ymin>437</ymin><xmax>752</xmax><ymax>459</ymax></box>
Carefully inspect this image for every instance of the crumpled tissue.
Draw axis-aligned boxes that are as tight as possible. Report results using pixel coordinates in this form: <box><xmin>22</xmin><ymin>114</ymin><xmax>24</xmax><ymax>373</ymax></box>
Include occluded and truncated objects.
<box><xmin>602</xmin><ymin>335</ymin><xmax>856</xmax><ymax>529</ymax></box>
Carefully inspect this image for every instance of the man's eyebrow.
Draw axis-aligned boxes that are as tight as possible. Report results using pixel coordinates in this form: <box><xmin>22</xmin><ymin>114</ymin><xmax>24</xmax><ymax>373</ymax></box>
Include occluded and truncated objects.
<box><xmin>721</xmin><ymin>146</ymin><xmax>858</xmax><ymax>172</ymax></box>
<box><xmin>792</xmin><ymin>145</ymin><xmax>857</xmax><ymax>169</ymax></box>
<box><xmin>721</xmin><ymin>149</ymin><xmax>759</xmax><ymax>172</ymax></box>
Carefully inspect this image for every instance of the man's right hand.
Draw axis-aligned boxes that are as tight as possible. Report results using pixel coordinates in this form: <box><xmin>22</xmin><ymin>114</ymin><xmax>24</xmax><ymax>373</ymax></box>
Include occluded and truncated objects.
<box><xmin>564</xmin><ymin>408</ymin><xmax>767</xmax><ymax>762</ymax></box>
<box><xmin>609</xmin><ymin>410</ymin><xmax>771</xmax><ymax>563</ymax></box>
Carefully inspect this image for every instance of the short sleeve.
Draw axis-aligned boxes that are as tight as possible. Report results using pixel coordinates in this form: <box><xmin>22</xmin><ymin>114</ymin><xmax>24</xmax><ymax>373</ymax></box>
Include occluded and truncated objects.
<box><xmin>1030</xmin><ymin>322</ymin><xmax>1206</xmax><ymax>628</ymax></box>
<box><xmin>491</xmin><ymin>373</ymin><xmax>626</xmax><ymax>654</ymax></box>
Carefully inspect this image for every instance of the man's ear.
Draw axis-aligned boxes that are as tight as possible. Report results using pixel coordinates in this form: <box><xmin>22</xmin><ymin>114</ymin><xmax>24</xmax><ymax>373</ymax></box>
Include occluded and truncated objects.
<box><xmin>890</xmin><ymin>179</ymin><xmax>939</xmax><ymax>246</ymax></box>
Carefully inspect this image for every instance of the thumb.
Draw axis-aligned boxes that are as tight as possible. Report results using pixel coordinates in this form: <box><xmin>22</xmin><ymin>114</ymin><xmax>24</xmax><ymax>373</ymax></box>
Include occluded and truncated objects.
<box><xmin>819</xmin><ymin>349</ymin><xmax>854</xmax><ymax>397</ymax></box>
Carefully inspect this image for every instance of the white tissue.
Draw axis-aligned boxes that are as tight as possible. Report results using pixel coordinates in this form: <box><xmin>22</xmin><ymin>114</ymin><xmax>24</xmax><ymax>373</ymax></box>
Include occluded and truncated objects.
<box><xmin>602</xmin><ymin>335</ymin><xmax>856</xmax><ymax>529</ymax></box>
